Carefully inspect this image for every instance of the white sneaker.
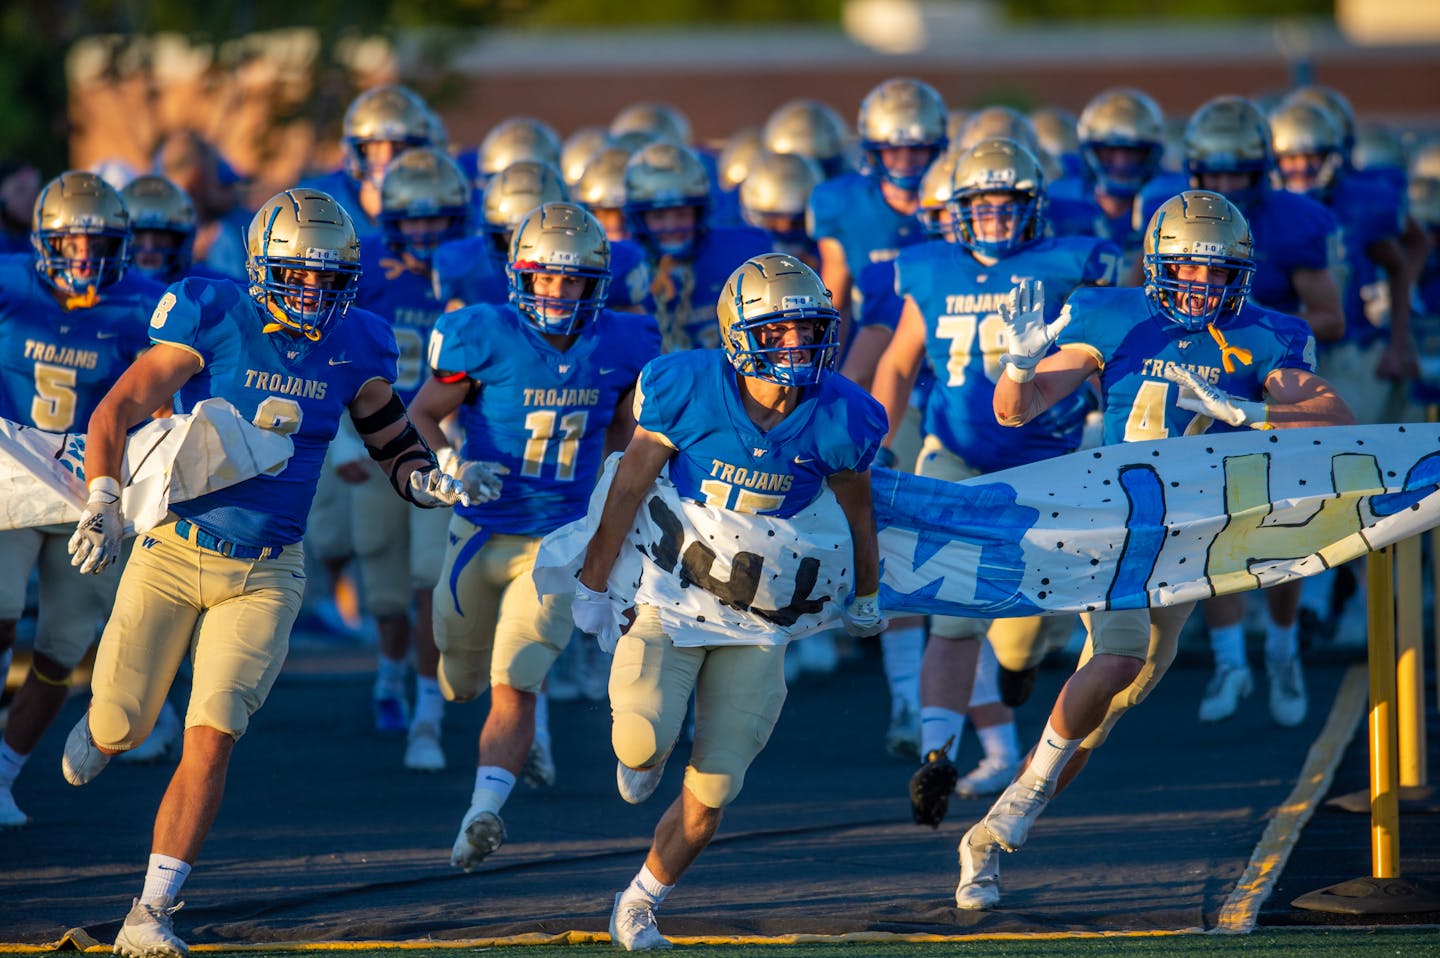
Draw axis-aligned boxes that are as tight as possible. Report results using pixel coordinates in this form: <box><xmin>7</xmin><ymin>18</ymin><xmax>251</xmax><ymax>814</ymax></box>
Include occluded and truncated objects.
<box><xmin>1198</xmin><ymin>664</ymin><xmax>1254</xmax><ymax>723</ymax></box>
<box><xmin>403</xmin><ymin>722</ymin><xmax>445</xmax><ymax>772</ymax></box>
<box><xmin>1267</xmin><ymin>656</ymin><xmax>1308</xmax><ymax>727</ymax></box>
<box><xmin>62</xmin><ymin>715</ymin><xmax>110</xmax><ymax>786</ymax></box>
<box><xmin>884</xmin><ymin>701</ymin><xmax>921</xmax><ymax>761</ymax></box>
<box><xmin>450</xmin><ymin>807</ymin><xmax>505</xmax><ymax>871</ymax></box>
<box><xmin>118</xmin><ymin>702</ymin><xmax>183</xmax><ymax>765</ymax></box>
<box><xmin>113</xmin><ymin>898</ymin><xmax>188</xmax><ymax>958</ymax></box>
<box><xmin>609</xmin><ymin>892</ymin><xmax>671</xmax><ymax>951</ymax></box>
<box><xmin>955</xmin><ymin>823</ymin><xmax>1001</xmax><ymax>910</ymax></box>
<box><xmin>520</xmin><ymin>737</ymin><xmax>556</xmax><ymax>788</ymax></box>
<box><xmin>955</xmin><ymin>757</ymin><xmax>1019</xmax><ymax>799</ymax></box>
<box><xmin>983</xmin><ymin>779</ymin><xmax>1051</xmax><ymax>852</ymax></box>
<box><xmin>0</xmin><ymin>783</ymin><xmax>29</xmax><ymax>828</ymax></box>
<box><xmin>617</xmin><ymin>752</ymin><xmax>670</xmax><ymax>805</ymax></box>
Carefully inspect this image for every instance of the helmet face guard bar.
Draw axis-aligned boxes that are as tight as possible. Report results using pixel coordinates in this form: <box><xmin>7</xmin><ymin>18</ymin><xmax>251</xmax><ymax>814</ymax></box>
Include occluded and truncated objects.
<box><xmin>33</xmin><ymin>227</ymin><xmax>130</xmax><ymax>296</ymax></box>
<box><xmin>508</xmin><ymin>260</ymin><xmax>612</xmax><ymax>335</ymax></box>
<box><xmin>729</xmin><ymin>305</ymin><xmax>841</xmax><ymax>386</ymax></box>
<box><xmin>1144</xmin><ymin>251</ymin><xmax>1255</xmax><ymax>331</ymax></box>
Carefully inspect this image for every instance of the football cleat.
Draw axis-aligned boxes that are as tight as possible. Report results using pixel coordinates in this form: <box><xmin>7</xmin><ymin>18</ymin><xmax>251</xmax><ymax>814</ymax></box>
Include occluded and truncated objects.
<box><xmin>1266</xmin><ymin>656</ymin><xmax>1308</xmax><ymax>727</ymax></box>
<box><xmin>520</xmin><ymin>738</ymin><xmax>556</xmax><ymax>788</ymax></box>
<box><xmin>955</xmin><ymin>757</ymin><xmax>1020</xmax><ymax>800</ymax></box>
<box><xmin>373</xmin><ymin>688</ymin><xmax>410</xmax><ymax>735</ymax></box>
<box><xmin>617</xmin><ymin>752</ymin><xmax>670</xmax><ymax>805</ymax></box>
<box><xmin>450</xmin><ymin>807</ymin><xmax>506</xmax><ymax>871</ymax></box>
<box><xmin>955</xmin><ymin>823</ymin><xmax>1002</xmax><ymax>910</ymax></box>
<box><xmin>885</xmin><ymin>701</ymin><xmax>921</xmax><ymax>761</ymax></box>
<box><xmin>997</xmin><ymin>664</ymin><xmax>1038</xmax><ymax>707</ymax></box>
<box><xmin>909</xmin><ymin>742</ymin><xmax>960</xmax><ymax>828</ymax></box>
<box><xmin>609</xmin><ymin>892</ymin><xmax>672</xmax><ymax>951</ymax></box>
<box><xmin>62</xmin><ymin>715</ymin><xmax>110</xmax><ymax>786</ymax></box>
<box><xmin>1197</xmin><ymin>663</ymin><xmax>1254</xmax><ymax>723</ymax></box>
<box><xmin>403</xmin><ymin>721</ymin><xmax>445</xmax><ymax>772</ymax></box>
<box><xmin>113</xmin><ymin>898</ymin><xmax>188</xmax><ymax>958</ymax></box>
<box><xmin>117</xmin><ymin>701</ymin><xmax>183</xmax><ymax>765</ymax></box>
<box><xmin>0</xmin><ymin>783</ymin><xmax>30</xmax><ymax>828</ymax></box>
<box><xmin>983</xmin><ymin>779</ymin><xmax>1051</xmax><ymax>852</ymax></box>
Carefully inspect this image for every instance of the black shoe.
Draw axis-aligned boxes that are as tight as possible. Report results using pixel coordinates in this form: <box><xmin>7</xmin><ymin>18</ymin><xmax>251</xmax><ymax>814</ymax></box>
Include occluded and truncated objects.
<box><xmin>908</xmin><ymin>744</ymin><xmax>960</xmax><ymax>828</ymax></box>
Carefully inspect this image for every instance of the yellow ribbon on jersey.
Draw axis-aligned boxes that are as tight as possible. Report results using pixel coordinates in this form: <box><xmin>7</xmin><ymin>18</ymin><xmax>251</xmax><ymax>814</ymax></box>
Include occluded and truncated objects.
<box><xmin>650</xmin><ymin>255</ymin><xmax>696</xmax><ymax>352</ymax></box>
<box><xmin>261</xmin><ymin>298</ymin><xmax>322</xmax><ymax>341</ymax></box>
<box><xmin>61</xmin><ymin>288</ymin><xmax>100</xmax><ymax>310</ymax></box>
<box><xmin>1207</xmin><ymin>323</ymin><xmax>1253</xmax><ymax>374</ymax></box>
<box><xmin>379</xmin><ymin>256</ymin><xmax>409</xmax><ymax>281</ymax></box>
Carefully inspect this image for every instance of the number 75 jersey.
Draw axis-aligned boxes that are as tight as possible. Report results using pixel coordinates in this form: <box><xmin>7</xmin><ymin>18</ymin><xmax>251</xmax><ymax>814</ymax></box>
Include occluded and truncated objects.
<box><xmin>428</xmin><ymin>303</ymin><xmax>662</xmax><ymax>536</ymax></box>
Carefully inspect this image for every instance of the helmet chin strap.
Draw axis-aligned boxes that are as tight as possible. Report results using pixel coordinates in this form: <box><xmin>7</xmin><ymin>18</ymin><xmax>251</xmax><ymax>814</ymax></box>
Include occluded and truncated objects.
<box><xmin>61</xmin><ymin>286</ymin><xmax>100</xmax><ymax>311</ymax></box>
<box><xmin>262</xmin><ymin>297</ymin><xmax>323</xmax><ymax>341</ymax></box>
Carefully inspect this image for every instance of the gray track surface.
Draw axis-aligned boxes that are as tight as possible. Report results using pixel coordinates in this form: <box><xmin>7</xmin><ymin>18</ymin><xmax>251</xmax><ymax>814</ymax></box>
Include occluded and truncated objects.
<box><xmin>2</xmin><ymin>638</ymin><xmax>1435</xmax><ymax>945</ymax></box>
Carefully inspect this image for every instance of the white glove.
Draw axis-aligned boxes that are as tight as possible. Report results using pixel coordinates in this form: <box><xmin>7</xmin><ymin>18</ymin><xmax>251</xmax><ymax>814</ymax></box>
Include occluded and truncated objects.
<box><xmin>68</xmin><ymin>476</ymin><xmax>124</xmax><ymax>575</ymax></box>
<box><xmin>408</xmin><ymin>467</ymin><xmax>468</xmax><ymax>507</ymax></box>
<box><xmin>572</xmin><ymin>580</ymin><xmax>622</xmax><ymax>653</ymax></box>
<box><xmin>1163</xmin><ymin>366</ymin><xmax>1269</xmax><ymax>429</ymax></box>
<box><xmin>437</xmin><ymin>447</ymin><xmax>507</xmax><ymax>505</ymax></box>
<box><xmin>841</xmin><ymin>591</ymin><xmax>887</xmax><ymax>638</ymax></box>
<box><xmin>998</xmin><ymin>278</ymin><xmax>1068</xmax><ymax>383</ymax></box>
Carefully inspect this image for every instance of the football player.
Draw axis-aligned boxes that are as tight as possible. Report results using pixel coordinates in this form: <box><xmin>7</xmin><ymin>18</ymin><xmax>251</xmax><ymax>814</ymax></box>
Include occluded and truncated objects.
<box><xmin>60</xmin><ymin>188</ymin><xmax>464</xmax><ymax>956</ymax></box>
<box><xmin>407</xmin><ymin>202</ymin><xmax>661</xmax><ymax>871</ymax></box>
<box><xmin>1138</xmin><ymin>95</ymin><xmax>1346</xmax><ymax>726</ymax></box>
<box><xmin>955</xmin><ymin>190</ymin><xmax>1353</xmax><ymax>910</ymax></box>
<box><xmin>0</xmin><ymin>172</ymin><xmax>163</xmax><ymax>829</ymax></box>
<box><xmin>871</xmin><ymin>139</ymin><xmax>1122</xmax><ymax>822</ymax></box>
<box><xmin>571</xmin><ymin>253</ymin><xmax>887</xmax><ymax>950</ymax></box>
<box><xmin>737</xmin><ymin>149</ymin><xmax>824</xmax><ymax>270</ymax></box>
<box><xmin>624</xmin><ymin>142</ymin><xmax>770</xmax><ymax>352</ymax></box>
<box><xmin>575</xmin><ymin>145</ymin><xmax>638</xmax><ymax>243</ymax></box>
<box><xmin>761</xmin><ymin>98</ymin><xmax>853</xmax><ymax>181</ymax></box>
<box><xmin>469</xmin><ymin>115</ymin><xmax>563</xmax><ymax>190</ymax></box>
<box><xmin>152</xmin><ymin>131</ymin><xmax>251</xmax><ymax>280</ymax></box>
<box><xmin>120</xmin><ymin>175</ymin><xmax>231</xmax><ymax>285</ymax></box>
<box><xmin>347</xmin><ymin>147</ymin><xmax>473</xmax><ymax>768</ymax></box>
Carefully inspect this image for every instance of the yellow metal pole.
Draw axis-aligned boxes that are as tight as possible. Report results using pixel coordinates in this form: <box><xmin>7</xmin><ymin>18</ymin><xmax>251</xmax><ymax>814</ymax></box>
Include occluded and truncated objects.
<box><xmin>1395</xmin><ymin>536</ymin><xmax>1425</xmax><ymax>788</ymax></box>
<box><xmin>1366</xmin><ymin>545</ymin><xmax>1400</xmax><ymax>878</ymax></box>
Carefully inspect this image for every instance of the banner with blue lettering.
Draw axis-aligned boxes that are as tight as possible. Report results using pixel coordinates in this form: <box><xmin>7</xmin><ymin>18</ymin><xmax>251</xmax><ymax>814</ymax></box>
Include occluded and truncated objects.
<box><xmin>0</xmin><ymin>398</ymin><xmax>294</xmax><ymax>534</ymax></box>
<box><xmin>533</xmin><ymin>424</ymin><xmax>1440</xmax><ymax>645</ymax></box>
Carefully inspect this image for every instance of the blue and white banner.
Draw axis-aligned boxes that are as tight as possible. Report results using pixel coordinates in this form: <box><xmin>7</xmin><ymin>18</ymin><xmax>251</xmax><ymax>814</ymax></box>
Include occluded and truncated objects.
<box><xmin>0</xmin><ymin>397</ymin><xmax>294</xmax><ymax>534</ymax></box>
<box><xmin>534</xmin><ymin>424</ymin><xmax>1440</xmax><ymax>645</ymax></box>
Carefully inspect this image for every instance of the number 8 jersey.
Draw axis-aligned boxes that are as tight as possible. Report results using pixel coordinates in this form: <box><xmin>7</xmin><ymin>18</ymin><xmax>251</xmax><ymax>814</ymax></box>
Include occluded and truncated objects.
<box><xmin>154</xmin><ymin>276</ymin><xmax>399</xmax><ymax>546</ymax></box>
<box><xmin>428</xmin><ymin>302</ymin><xmax>662</xmax><ymax>535</ymax></box>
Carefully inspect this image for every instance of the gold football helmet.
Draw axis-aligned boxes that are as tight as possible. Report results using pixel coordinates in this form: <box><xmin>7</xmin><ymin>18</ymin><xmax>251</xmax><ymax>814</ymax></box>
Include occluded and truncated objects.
<box><xmin>482</xmin><ymin>160</ymin><xmax>569</xmax><ymax>259</ymax></box>
<box><xmin>1077</xmin><ymin>87</ymin><xmax>1165</xmax><ymax>198</ymax></box>
<box><xmin>31</xmin><ymin>170</ymin><xmax>131</xmax><ymax>296</ymax></box>
<box><xmin>1267</xmin><ymin>99</ymin><xmax>1344</xmax><ymax>197</ymax></box>
<box><xmin>762</xmin><ymin>99</ymin><xmax>852</xmax><ymax>179</ymax></box>
<box><xmin>718</xmin><ymin>127</ymin><xmax>763</xmax><ymax>192</ymax></box>
<box><xmin>623</xmin><ymin>142</ymin><xmax>711</xmax><ymax>257</ymax></box>
<box><xmin>857</xmin><ymin>78</ymin><xmax>948</xmax><ymax>190</ymax></box>
<box><xmin>1282</xmin><ymin>84</ymin><xmax>1355</xmax><ymax>156</ymax></box>
<box><xmin>948</xmin><ymin>138</ymin><xmax>1046</xmax><ymax>257</ymax></box>
<box><xmin>477</xmin><ymin>117</ymin><xmax>563</xmax><ymax>182</ymax></box>
<box><xmin>1142</xmin><ymin>189</ymin><xmax>1254</xmax><ymax>331</ymax></box>
<box><xmin>120</xmin><ymin>174</ymin><xmax>195</xmax><ymax>282</ymax></box>
<box><xmin>611</xmin><ymin>102</ymin><xmax>691</xmax><ymax>146</ymax></box>
<box><xmin>954</xmin><ymin>106</ymin><xmax>1041</xmax><ymax>156</ymax></box>
<box><xmin>379</xmin><ymin>147</ymin><xmax>471</xmax><ymax>262</ymax></box>
<box><xmin>1031</xmin><ymin>107</ymin><xmax>1078</xmax><ymax>159</ymax></box>
<box><xmin>1411</xmin><ymin>139</ymin><xmax>1440</xmax><ymax>183</ymax></box>
<box><xmin>739</xmin><ymin>150</ymin><xmax>823</xmax><ymax>245</ymax></box>
<box><xmin>1352</xmin><ymin>125</ymin><xmax>1406</xmax><ymax>173</ymax></box>
<box><xmin>506</xmin><ymin>201</ymin><xmax>611</xmax><ymax>335</ymax></box>
<box><xmin>1183</xmin><ymin>96</ymin><xmax>1272</xmax><ymax>203</ymax></box>
<box><xmin>342</xmin><ymin>85</ymin><xmax>437</xmax><ymax>186</ymax></box>
<box><xmin>717</xmin><ymin>253</ymin><xmax>839</xmax><ymax>386</ymax></box>
<box><xmin>247</xmin><ymin>189</ymin><xmax>361</xmax><ymax>348</ymax></box>
<box><xmin>916</xmin><ymin>149</ymin><xmax>962</xmax><ymax>239</ymax></box>
<box><xmin>561</xmin><ymin>126</ymin><xmax>612</xmax><ymax>188</ymax></box>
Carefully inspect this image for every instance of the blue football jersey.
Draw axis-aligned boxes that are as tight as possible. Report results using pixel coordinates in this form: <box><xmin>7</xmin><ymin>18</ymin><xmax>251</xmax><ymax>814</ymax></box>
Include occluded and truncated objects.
<box><xmin>296</xmin><ymin>169</ymin><xmax>380</xmax><ymax>239</ymax></box>
<box><xmin>897</xmin><ymin>234</ymin><xmax>1122</xmax><ymax>472</ymax></box>
<box><xmin>636</xmin><ymin>349</ymin><xmax>887</xmax><ymax>519</ymax></box>
<box><xmin>428</xmin><ymin>303</ymin><xmax>661</xmax><ymax>535</ymax></box>
<box><xmin>432</xmin><ymin>234</ymin><xmax>652</xmax><ymax>311</ymax></box>
<box><xmin>806</xmin><ymin>172</ymin><xmax>927</xmax><ymax>283</ymax></box>
<box><xmin>1137</xmin><ymin>184</ymin><xmax>1341</xmax><ymax>319</ymax></box>
<box><xmin>1057</xmin><ymin>286</ymin><xmax>1316</xmax><ymax>444</ymax></box>
<box><xmin>355</xmin><ymin>245</ymin><xmax>444</xmax><ymax>406</ymax></box>
<box><xmin>154</xmin><ymin>277</ymin><xmax>399</xmax><ymax>546</ymax></box>
<box><xmin>642</xmin><ymin>225</ymin><xmax>771</xmax><ymax>351</ymax></box>
<box><xmin>0</xmin><ymin>254</ymin><xmax>162</xmax><ymax>431</ymax></box>
<box><xmin>1047</xmin><ymin>193</ymin><xmax>1144</xmax><ymax>269</ymax></box>
<box><xmin>1320</xmin><ymin>174</ymin><xmax>1406</xmax><ymax>347</ymax></box>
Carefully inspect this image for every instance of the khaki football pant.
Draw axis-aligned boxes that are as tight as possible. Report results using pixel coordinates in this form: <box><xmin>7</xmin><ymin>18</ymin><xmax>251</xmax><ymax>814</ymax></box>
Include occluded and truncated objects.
<box><xmin>304</xmin><ymin>453</ymin><xmax>356</xmax><ymax>563</ymax></box>
<box><xmin>1075</xmin><ymin>600</ymin><xmax>1197</xmax><ymax>750</ymax></box>
<box><xmin>87</xmin><ymin>519</ymin><xmax>305</xmax><ymax>750</ymax></box>
<box><xmin>350</xmin><ymin>471</ymin><xmax>451</xmax><ymax>617</ymax></box>
<box><xmin>0</xmin><ymin>524</ymin><xmax>122</xmax><ymax>670</ymax></box>
<box><xmin>431</xmin><ymin>515</ymin><xmax>574</xmax><ymax>701</ymax></box>
<box><xmin>1318</xmin><ymin>340</ymin><xmax>1416</xmax><ymax>425</ymax></box>
<box><xmin>609</xmin><ymin>604</ymin><xmax>788</xmax><ymax>809</ymax></box>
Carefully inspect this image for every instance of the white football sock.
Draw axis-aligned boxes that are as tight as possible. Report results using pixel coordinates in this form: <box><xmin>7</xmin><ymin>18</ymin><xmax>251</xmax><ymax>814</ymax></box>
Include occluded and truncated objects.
<box><xmin>920</xmin><ymin>706</ymin><xmax>965</xmax><ymax>761</ymax></box>
<box><xmin>471</xmin><ymin>766</ymin><xmax>516</xmax><ymax>813</ymax></box>
<box><xmin>880</xmin><ymin>625</ymin><xmax>924</xmax><ymax>713</ymax></box>
<box><xmin>622</xmin><ymin>863</ymin><xmax>673</xmax><ymax>908</ymax></box>
<box><xmin>374</xmin><ymin>655</ymin><xmax>406</xmax><ymax>695</ymax></box>
<box><xmin>0</xmin><ymin>741</ymin><xmax>28</xmax><ymax>789</ymax></box>
<box><xmin>969</xmin><ymin>640</ymin><xmax>1000</xmax><ymax>708</ymax></box>
<box><xmin>1208</xmin><ymin>624</ymin><xmax>1246</xmax><ymax>671</ymax></box>
<box><xmin>533</xmin><ymin>691</ymin><xmax>551</xmax><ymax>746</ymax></box>
<box><xmin>1265</xmin><ymin>621</ymin><xmax>1299</xmax><ymax>663</ymax></box>
<box><xmin>977</xmin><ymin>721</ymin><xmax>1020</xmax><ymax>767</ymax></box>
<box><xmin>139</xmin><ymin>854</ymin><xmax>191</xmax><ymax>906</ymax></box>
<box><xmin>413</xmin><ymin>676</ymin><xmax>444</xmax><ymax>726</ymax></box>
<box><xmin>1018</xmin><ymin>718</ymin><xmax>1081</xmax><ymax>793</ymax></box>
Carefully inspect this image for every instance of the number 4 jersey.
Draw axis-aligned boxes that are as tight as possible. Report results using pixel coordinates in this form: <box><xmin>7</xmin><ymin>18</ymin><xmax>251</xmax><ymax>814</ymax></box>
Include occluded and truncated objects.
<box><xmin>428</xmin><ymin>302</ymin><xmax>662</xmax><ymax>536</ymax></box>
<box><xmin>152</xmin><ymin>276</ymin><xmax>399</xmax><ymax>546</ymax></box>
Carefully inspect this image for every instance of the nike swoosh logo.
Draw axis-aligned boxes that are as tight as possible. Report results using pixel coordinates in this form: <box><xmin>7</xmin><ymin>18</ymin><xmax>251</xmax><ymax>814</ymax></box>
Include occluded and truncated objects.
<box><xmin>793</xmin><ymin>456</ymin><xmax>815</xmax><ymax>465</ymax></box>
<box><xmin>483</xmin><ymin>775</ymin><xmax>510</xmax><ymax>784</ymax></box>
<box><xmin>96</xmin><ymin>331</ymin><xmax>119</xmax><ymax>340</ymax></box>
<box><xmin>328</xmin><ymin>357</ymin><xmax>352</xmax><ymax>366</ymax></box>
<box><xmin>156</xmin><ymin>864</ymin><xmax>186</xmax><ymax>873</ymax></box>
<box><xmin>290</xmin><ymin>572</ymin><xmax>305</xmax><ymax>579</ymax></box>
<box><xmin>599</xmin><ymin>367</ymin><xmax>618</xmax><ymax>375</ymax></box>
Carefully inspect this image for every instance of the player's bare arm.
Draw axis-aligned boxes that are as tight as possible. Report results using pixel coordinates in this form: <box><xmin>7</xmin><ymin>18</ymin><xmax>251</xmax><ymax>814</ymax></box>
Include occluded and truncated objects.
<box><xmin>869</xmin><ymin>297</ymin><xmax>927</xmax><ymax>447</ymax></box>
<box><xmin>578</xmin><ymin>425</ymin><xmax>673</xmax><ymax>592</ymax></box>
<box><xmin>84</xmin><ymin>342</ymin><xmax>203</xmax><ymax>482</ymax></box>
<box><xmin>1290</xmin><ymin>266</ymin><xmax>1345</xmax><ymax>343</ymax></box>
<box><xmin>1260</xmin><ymin>368</ymin><xmax>1357</xmax><ymax>428</ymax></box>
<box><xmin>826</xmin><ymin>468</ymin><xmax>880</xmax><ymax>597</ymax></box>
<box><xmin>1366</xmin><ymin>235</ymin><xmax>1421</xmax><ymax>381</ymax></box>
<box><xmin>604</xmin><ymin>387</ymin><xmax>639</xmax><ymax>458</ymax></box>
<box><xmin>406</xmin><ymin>373</ymin><xmax>472</xmax><ymax>454</ymax></box>
<box><xmin>993</xmin><ymin>346</ymin><xmax>1098</xmax><ymax>428</ymax></box>
<box><xmin>839</xmin><ymin>324</ymin><xmax>896</xmax><ymax>391</ymax></box>
<box><xmin>349</xmin><ymin>377</ymin><xmax>440</xmax><ymax>490</ymax></box>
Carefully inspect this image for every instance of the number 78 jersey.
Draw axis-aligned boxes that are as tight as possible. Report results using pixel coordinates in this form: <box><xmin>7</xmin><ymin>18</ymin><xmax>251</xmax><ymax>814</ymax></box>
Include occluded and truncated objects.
<box><xmin>428</xmin><ymin>303</ymin><xmax>661</xmax><ymax>535</ymax></box>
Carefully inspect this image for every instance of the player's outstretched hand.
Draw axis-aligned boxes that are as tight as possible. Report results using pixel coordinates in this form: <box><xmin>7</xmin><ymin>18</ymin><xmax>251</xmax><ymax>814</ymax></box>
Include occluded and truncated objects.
<box><xmin>68</xmin><ymin>477</ymin><xmax>124</xmax><ymax>575</ymax></box>
<box><xmin>842</xmin><ymin>591</ymin><xmax>887</xmax><ymax>638</ymax></box>
<box><xmin>408</xmin><ymin>467</ymin><xmax>468</xmax><ymax>507</ymax></box>
<box><xmin>1163</xmin><ymin>366</ymin><xmax>1267</xmax><ymax>429</ymax></box>
<box><xmin>998</xmin><ymin>278</ymin><xmax>1067</xmax><ymax>384</ymax></box>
